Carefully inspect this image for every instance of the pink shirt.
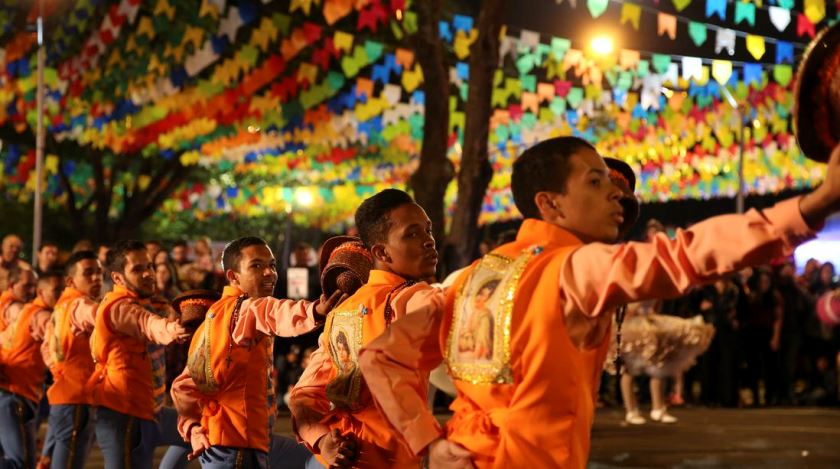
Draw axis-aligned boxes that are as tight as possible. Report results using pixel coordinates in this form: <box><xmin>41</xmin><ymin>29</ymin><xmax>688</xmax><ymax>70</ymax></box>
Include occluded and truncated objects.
<box><xmin>359</xmin><ymin>197</ymin><xmax>816</xmax><ymax>455</ymax></box>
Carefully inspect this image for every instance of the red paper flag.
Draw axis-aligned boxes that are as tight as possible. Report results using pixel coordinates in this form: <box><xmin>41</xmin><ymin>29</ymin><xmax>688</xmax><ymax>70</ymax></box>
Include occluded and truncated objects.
<box><xmin>797</xmin><ymin>13</ymin><xmax>816</xmax><ymax>38</ymax></box>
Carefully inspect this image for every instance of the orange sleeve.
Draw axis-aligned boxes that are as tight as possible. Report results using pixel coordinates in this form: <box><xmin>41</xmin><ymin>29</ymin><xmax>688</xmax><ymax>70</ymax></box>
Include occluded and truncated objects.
<box><xmin>560</xmin><ymin>197</ymin><xmax>816</xmax><ymax>347</ymax></box>
<box><xmin>68</xmin><ymin>297</ymin><xmax>98</xmax><ymax>335</ymax></box>
<box><xmin>233</xmin><ymin>297</ymin><xmax>318</xmax><ymax>343</ymax></box>
<box><xmin>171</xmin><ymin>367</ymin><xmax>203</xmax><ymax>442</ymax></box>
<box><xmin>358</xmin><ymin>288</ymin><xmax>446</xmax><ymax>455</ymax></box>
<box><xmin>108</xmin><ymin>301</ymin><xmax>181</xmax><ymax>345</ymax></box>
<box><xmin>288</xmin><ymin>332</ymin><xmax>334</xmax><ymax>453</ymax></box>
<box><xmin>29</xmin><ymin>309</ymin><xmax>50</xmax><ymax>342</ymax></box>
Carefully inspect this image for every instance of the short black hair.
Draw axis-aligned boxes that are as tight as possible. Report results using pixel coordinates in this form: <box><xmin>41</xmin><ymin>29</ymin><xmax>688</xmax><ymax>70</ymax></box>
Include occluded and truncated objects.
<box><xmin>511</xmin><ymin>136</ymin><xmax>596</xmax><ymax>219</ymax></box>
<box><xmin>65</xmin><ymin>250</ymin><xmax>98</xmax><ymax>276</ymax></box>
<box><xmin>106</xmin><ymin>240</ymin><xmax>147</xmax><ymax>274</ymax></box>
<box><xmin>172</xmin><ymin>240</ymin><xmax>188</xmax><ymax>249</ymax></box>
<box><xmin>354</xmin><ymin>189</ymin><xmax>415</xmax><ymax>248</ymax></box>
<box><xmin>222</xmin><ymin>236</ymin><xmax>268</xmax><ymax>272</ymax></box>
<box><xmin>37</xmin><ymin>270</ymin><xmax>63</xmax><ymax>286</ymax></box>
<box><xmin>39</xmin><ymin>241</ymin><xmax>58</xmax><ymax>251</ymax></box>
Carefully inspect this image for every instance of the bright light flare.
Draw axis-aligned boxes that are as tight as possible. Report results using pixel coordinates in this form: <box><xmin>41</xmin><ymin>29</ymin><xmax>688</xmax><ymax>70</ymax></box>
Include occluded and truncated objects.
<box><xmin>590</xmin><ymin>35</ymin><xmax>614</xmax><ymax>55</ymax></box>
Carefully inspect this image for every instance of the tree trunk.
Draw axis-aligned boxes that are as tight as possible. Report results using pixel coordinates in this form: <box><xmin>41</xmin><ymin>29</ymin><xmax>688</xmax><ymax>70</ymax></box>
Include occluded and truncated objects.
<box><xmin>447</xmin><ymin>0</ymin><xmax>505</xmax><ymax>268</ymax></box>
<box><xmin>408</xmin><ymin>0</ymin><xmax>454</xmax><ymax>250</ymax></box>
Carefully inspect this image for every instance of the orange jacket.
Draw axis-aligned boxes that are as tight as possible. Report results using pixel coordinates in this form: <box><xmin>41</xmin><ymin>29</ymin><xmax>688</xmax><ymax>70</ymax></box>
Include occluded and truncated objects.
<box><xmin>291</xmin><ymin>270</ymin><xmax>428</xmax><ymax>468</ymax></box>
<box><xmin>88</xmin><ymin>286</ymin><xmax>156</xmax><ymax>420</ymax></box>
<box><xmin>0</xmin><ymin>297</ymin><xmax>50</xmax><ymax>403</ymax></box>
<box><xmin>439</xmin><ymin>232</ymin><xmax>611</xmax><ymax>468</ymax></box>
<box><xmin>45</xmin><ymin>287</ymin><xmax>92</xmax><ymax>405</ymax></box>
<box><xmin>187</xmin><ymin>286</ymin><xmax>274</xmax><ymax>452</ymax></box>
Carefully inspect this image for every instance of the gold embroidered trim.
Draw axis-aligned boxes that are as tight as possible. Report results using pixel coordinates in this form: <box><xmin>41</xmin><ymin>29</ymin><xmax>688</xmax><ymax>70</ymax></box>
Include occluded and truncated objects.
<box><xmin>445</xmin><ymin>247</ymin><xmax>540</xmax><ymax>385</ymax></box>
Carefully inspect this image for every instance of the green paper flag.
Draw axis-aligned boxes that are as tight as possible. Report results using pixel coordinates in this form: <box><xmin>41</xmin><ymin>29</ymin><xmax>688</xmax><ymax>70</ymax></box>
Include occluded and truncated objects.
<box><xmin>773</xmin><ymin>64</ymin><xmax>793</xmax><ymax>86</ymax></box>
<box><xmin>521</xmin><ymin>75</ymin><xmax>537</xmax><ymax>92</ymax></box>
<box><xmin>734</xmin><ymin>2</ymin><xmax>756</xmax><ymax>27</ymax></box>
<box><xmin>516</xmin><ymin>54</ymin><xmax>535</xmax><ymax>75</ymax></box>
<box><xmin>364</xmin><ymin>41</ymin><xmax>384</xmax><ymax>63</ymax></box>
<box><xmin>672</xmin><ymin>0</ymin><xmax>692</xmax><ymax>12</ymax></box>
<box><xmin>652</xmin><ymin>54</ymin><xmax>671</xmax><ymax>74</ymax></box>
<box><xmin>688</xmin><ymin>22</ymin><xmax>707</xmax><ymax>46</ymax></box>
<box><xmin>617</xmin><ymin>72</ymin><xmax>633</xmax><ymax>91</ymax></box>
<box><xmin>779</xmin><ymin>0</ymin><xmax>794</xmax><ymax>9</ymax></box>
<box><xmin>567</xmin><ymin>87</ymin><xmax>584</xmax><ymax>108</ymax></box>
<box><xmin>550</xmin><ymin>97</ymin><xmax>567</xmax><ymax>115</ymax></box>
<box><xmin>587</xmin><ymin>0</ymin><xmax>609</xmax><ymax>18</ymax></box>
<box><xmin>402</xmin><ymin>11</ymin><xmax>418</xmax><ymax>34</ymax></box>
<box><xmin>551</xmin><ymin>37</ymin><xmax>571</xmax><ymax>60</ymax></box>
<box><xmin>637</xmin><ymin>60</ymin><xmax>650</xmax><ymax>77</ymax></box>
<box><xmin>272</xmin><ymin>13</ymin><xmax>291</xmax><ymax>36</ymax></box>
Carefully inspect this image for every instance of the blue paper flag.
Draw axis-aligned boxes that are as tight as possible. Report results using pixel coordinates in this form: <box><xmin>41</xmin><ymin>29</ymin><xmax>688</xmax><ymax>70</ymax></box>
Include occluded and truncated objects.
<box><xmin>453</xmin><ymin>15</ymin><xmax>473</xmax><ymax>33</ymax></box>
<box><xmin>705</xmin><ymin>0</ymin><xmax>726</xmax><ymax>20</ymax></box>
<box><xmin>743</xmin><ymin>63</ymin><xmax>763</xmax><ymax>86</ymax></box>
<box><xmin>438</xmin><ymin>21</ymin><xmax>452</xmax><ymax>42</ymax></box>
<box><xmin>775</xmin><ymin>41</ymin><xmax>794</xmax><ymax>64</ymax></box>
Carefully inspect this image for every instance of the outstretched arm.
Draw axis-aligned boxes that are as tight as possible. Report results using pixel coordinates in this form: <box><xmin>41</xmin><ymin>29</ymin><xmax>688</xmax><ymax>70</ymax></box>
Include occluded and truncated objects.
<box><xmin>358</xmin><ymin>288</ymin><xmax>446</xmax><ymax>455</ymax></box>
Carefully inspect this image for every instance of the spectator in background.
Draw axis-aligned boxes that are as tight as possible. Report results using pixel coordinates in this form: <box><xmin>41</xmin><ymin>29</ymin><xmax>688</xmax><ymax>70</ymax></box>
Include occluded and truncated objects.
<box><xmin>811</xmin><ymin>262</ymin><xmax>838</xmax><ymax>297</ymax></box>
<box><xmin>34</xmin><ymin>241</ymin><xmax>60</xmax><ymax>276</ymax></box>
<box><xmin>741</xmin><ymin>269</ymin><xmax>784</xmax><ymax>406</ymax></box>
<box><xmin>171</xmin><ymin>240</ymin><xmax>190</xmax><ymax>267</ymax></box>
<box><xmin>800</xmin><ymin>258</ymin><xmax>821</xmax><ymax>289</ymax></box>
<box><xmin>193</xmin><ymin>237</ymin><xmax>215</xmax><ymax>273</ymax></box>
<box><xmin>0</xmin><ymin>234</ymin><xmax>31</xmax><ymax>291</ymax></box>
<box><xmin>97</xmin><ymin>244</ymin><xmax>113</xmax><ymax>295</ymax></box>
<box><xmin>697</xmin><ymin>276</ymin><xmax>741</xmax><ymax>406</ymax></box>
<box><xmin>146</xmin><ymin>241</ymin><xmax>163</xmax><ymax>265</ymax></box>
<box><xmin>71</xmin><ymin>239</ymin><xmax>93</xmax><ymax>253</ymax></box>
<box><xmin>274</xmin><ymin>242</ymin><xmax>321</xmax><ymax>301</ymax></box>
<box><xmin>775</xmin><ymin>261</ymin><xmax>813</xmax><ymax>405</ymax></box>
<box><xmin>155</xmin><ymin>262</ymin><xmax>181</xmax><ymax>301</ymax></box>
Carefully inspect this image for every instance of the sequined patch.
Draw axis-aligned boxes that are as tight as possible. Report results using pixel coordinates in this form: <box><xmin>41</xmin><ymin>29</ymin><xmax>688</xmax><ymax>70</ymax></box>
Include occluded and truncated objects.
<box><xmin>445</xmin><ymin>246</ymin><xmax>542</xmax><ymax>385</ymax></box>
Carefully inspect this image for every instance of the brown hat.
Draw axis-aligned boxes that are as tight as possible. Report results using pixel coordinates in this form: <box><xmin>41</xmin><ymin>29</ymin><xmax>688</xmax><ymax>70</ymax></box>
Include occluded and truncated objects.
<box><xmin>794</xmin><ymin>21</ymin><xmax>840</xmax><ymax>162</ymax></box>
<box><xmin>605</xmin><ymin>157</ymin><xmax>640</xmax><ymax>236</ymax></box>
<box><xmin>172</xmin><ymin>289</ymin><xmax>221</xmax><ymax>329</ymax></box>
<box><xmin>319</xmin><ymin>236</ymin><xmax>373</xmax><ymax>298</ymax></box>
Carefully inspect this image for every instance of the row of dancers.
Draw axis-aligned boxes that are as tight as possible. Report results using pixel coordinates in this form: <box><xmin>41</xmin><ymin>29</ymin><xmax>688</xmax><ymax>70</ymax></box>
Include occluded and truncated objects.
<box><xmin>2</xmin><ymin>136</ymin><xmax>840</xmax><ymax>468</ymax></box>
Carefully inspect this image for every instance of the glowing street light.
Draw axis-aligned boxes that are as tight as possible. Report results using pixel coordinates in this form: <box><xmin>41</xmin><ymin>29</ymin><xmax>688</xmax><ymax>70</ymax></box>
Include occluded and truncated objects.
<box><xmin>590</xmin><ymin>35</ymin><xmax>614</xmax><ymax>55</ymax></box>
<box><xmin>295</xmin><ymin>188</ymin><xmax>314</xmax><ymax>207</ymax></box>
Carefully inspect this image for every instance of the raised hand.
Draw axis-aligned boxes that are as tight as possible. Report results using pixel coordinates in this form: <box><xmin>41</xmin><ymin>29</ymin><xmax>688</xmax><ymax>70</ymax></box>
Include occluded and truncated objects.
<box><xmin>315</xmin><ymin>291</ymin><xmax>348</xmax><ymax>321</ymax></box>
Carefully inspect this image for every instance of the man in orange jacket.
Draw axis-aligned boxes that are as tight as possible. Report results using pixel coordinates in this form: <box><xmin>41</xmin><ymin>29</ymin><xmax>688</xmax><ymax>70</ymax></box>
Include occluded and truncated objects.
<box><xmin>290</xmin><ymin>189</ymin><xmax>441</xmax><ymax>468</ymax></box>
<box><xmin>38</xmin><ymin>250</ymin><xmax>102</xmax><ymax>469</ymax></box>
<box><xmin>171</xmin><ymin>236</ymin><xmax>345</xmax><ymax>468</ymax></box>
<box><xmin>360</xmin><ymin>137</ymin><xmax>840</xmax><ymax>468</ymax></box>
<box><xmin>0</xmin><ymin>270</ymin><xmax>62</xmax><ymax>468</ymax></box>
<box><xmin>88</xmin><ymin>240</ymin><xmax>190</xmax><ymax>469</ymax></box>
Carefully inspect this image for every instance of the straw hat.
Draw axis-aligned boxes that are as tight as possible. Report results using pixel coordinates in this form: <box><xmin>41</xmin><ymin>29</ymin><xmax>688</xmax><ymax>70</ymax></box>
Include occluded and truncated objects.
<box><xmin>319</xmin><ymin>236</ymin><xmax>373</xmax><ymax>298</ymax></box>
<box><xmin>172</xmin><ymin>289</ymin><xmax>221</xmax><ymax>329</ymax></box>
<box><xmin>793</xmin><ymin>21</ymin><xmax>840</xmax><ymax>162</ymax></box>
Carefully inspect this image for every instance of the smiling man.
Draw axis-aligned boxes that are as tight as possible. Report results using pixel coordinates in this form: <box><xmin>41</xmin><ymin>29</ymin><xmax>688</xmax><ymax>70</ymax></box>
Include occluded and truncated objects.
<box><xmin>88</xmin><ymin>240</ymin><xmax>190</xmax><ymax>469</ymax></box>
<box><xmin>290</xmin><ymin>189</ymin><xmax>441</xmax><ymax>468</ymax></box>
<box><xmin>359</xmin><ymin>136</ymin><xmax>840</xmax><ymax>468</ymax></box>
<box><xmin>170</xmin><ymin>236</ymin><xmax>343</xmax><ymax>468</ymax></box>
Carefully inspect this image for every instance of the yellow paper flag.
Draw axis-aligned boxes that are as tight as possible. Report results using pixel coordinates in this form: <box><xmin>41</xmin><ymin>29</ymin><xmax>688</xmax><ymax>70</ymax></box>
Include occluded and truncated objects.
<box><xmin>746</xmin><ymin>35</ymin><xmax>765</xmax><ymax>60</ymax></box>
<box><xmin>711</xmin><ymin>60</ymin><xmax>732</xmax><ymax>84</ymax></box>
<box><xmin>804</xmin><ymin>0</ymin><xmax>826</xmax><ymax>24</ymax></box>
<box><xmin>334</xmin><ymin>31</ymin><xmax>354</xmax><ymax>53</ymax></box>
<box><xmin>620</xmin><ymin>3</ymin><xmax>642</xmax><ymax>30</ymax></box>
